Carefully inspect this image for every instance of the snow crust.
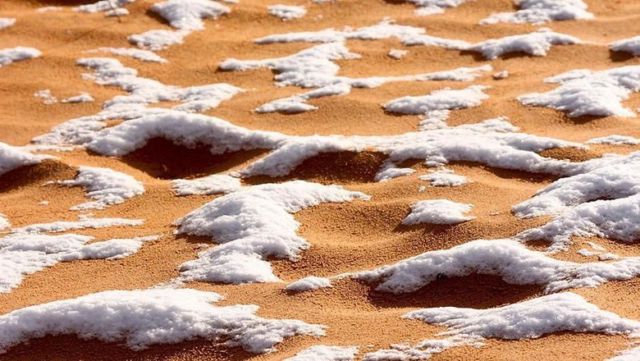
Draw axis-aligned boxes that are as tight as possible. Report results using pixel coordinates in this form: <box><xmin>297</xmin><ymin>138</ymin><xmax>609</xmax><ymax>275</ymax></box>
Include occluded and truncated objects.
<box><xmin>129</xmin><ymin>29</ymin><xmax>190</xmax><ymax>51</ymax></box>
<box><xmin>58</xmin><ymin>166</ymin><xmax>145</xmax><ymax>210</ymax></box>
<box><xmin>176</xmin><ymin>181</ymin><xmax>368</xmax><ymax>284</ymax></box>
<box><xmin>0</xmin><ymin>47</ymin><xmax>41</xmax><ymax>67</ymax></box>
<box><xmin>481</xmin><ymin>0</ymin><xmax>594</xmax><ymax>25</ymax></box>
<box><xmin>519</xmin><ymin>66</ymin><xmax>640</xmax><ymax>118</ymax></box>
<box><xmin>0</xmin><ymin>233</ymin><xmax>156</xmax><ymax>293</ymax></box>
<box><xmin>468</xmin><ymin>29</ymin><xmax>580</xmax><ymax>60</ymax></box>
<box><xmin>357</xmin><ymin>238</ymin><xmax>640</xmax><ymax>294</ymax></box>
<box><xmin>388</xmin><ymin>49</ymin><xmax>408</xmax><ymax>59</ymax></box>
<box><xmin>286</xmin><ymin>345</ymin><xmax>358</xmax><ymax>360</ymax></box>
<box><xmin>0</xmin><ymin>289</ymin><xmax>324</xmax><ymax>353</ymax></box>
<box><xmin>285</xmin><ymin>276</ymin><xmax>332</xmax><ymax>292</ymax></box>
<box><xmin>268</xmin><ymin>5</ymin><xmax>306</xmax><ymax>21</ymax></box>
<box><xmin>172</xmin><ymin>174</ymin><xmax>241</xmax><ymax>196</ymax></box>
<box><xmin>405</xmin><ymin>0</ymin><xmax>468</xmax><ymax>16</ymax></box>
<box><xmin>402</xmin><ymin>200</ymin><xmax>473</xmax><ymax>225</ymax></box>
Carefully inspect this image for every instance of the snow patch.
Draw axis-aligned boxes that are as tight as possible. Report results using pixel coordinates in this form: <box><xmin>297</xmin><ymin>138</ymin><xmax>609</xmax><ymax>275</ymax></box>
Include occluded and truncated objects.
<box><xmin>286</xmin><ymin>345</ymin><xmax>358</xmax><ymax>360</ymax></box>
<box><xmin>0</xmin><ymin>18</ymin><xmax>15</xmax><ymax>30</ymax></box>
<box><xmin>57</xmin><ymin>166</ymin><xmax>144</xmax><ymax>210</ymax></box>
<box><xmin>0</xmin><ymin>142</ymin><xmax>47</xmax><ymax>176</ymax></box>
<box><xmin>172</xmin><ymin>174</ymin><xmax>241</xmax><ymax>196</ymax></box>
<box><xmin>420</xmin><ymin>168</ymin><xmax>468</xmax><ymax>187</ymax></box>
<box><xmin>286</xmin><ymin>276</ymin><xmax>332</xmax><ymax>292</ymax></box>
<box><xmin>587</xmin><ymin>135</ymin><xmax>640</xmax><ymax>145</ymax></box>
<box><xmin>175</xmin><ymin>181</ymin><xmax>368</xmax><ymax>284</ymax></box>
<box><xmin>12</xmin><ymin>215</ymin><xmax>143</xmax><ymax>234</ymax></box>
<box><xmin>403</xmin><ymin>200</ymin><xmax>473</xmax><ymax>225</ymax></box>
<box><xmin>92</xmin><ymin>47</ymin><xmax>167</xmax><ymax>63</ymax></box>
<box><xmin>62</xmin><ymin>93</ymin><xmax>94</xmax><ymax>104</ymax></box>
<box><xmin>0</xmin><ymin>47</ymin><xmax>40</xmax><ymax>67</ymax></box>
<box><xmin>268</xmin><ymin>5</ymin><xmax>307</xmax><ymax>21</ymax></box>
<box><xmin>0</xmin><ymin>289</ymin><xmax>324</xmax><ymax>353</ymax></box>
<box><xmin>384</xmin><ymin>85</ymin><xmax>489</xmax><ymax>115</ymax></box>
<box><xmin>481</xmin><ymin>0</ymin><xmax>593</xmax><ymax>25</ymax></box>
<box><xmin>468</xmin><ymin>29</ymin><xmax>580</xmax><ymax>60</ymax></box>
<box><xmin>152</xmin><ymin>0</ymin><xmax>229</xmax><ymax>30</ymax></box>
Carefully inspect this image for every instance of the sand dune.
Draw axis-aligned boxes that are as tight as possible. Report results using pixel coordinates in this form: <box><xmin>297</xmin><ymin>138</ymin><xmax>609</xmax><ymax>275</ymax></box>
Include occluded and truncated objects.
<box><xmin>1</xmin><ymin>0</ymin><xmax>640</xmax><ymax>360</ymax></box>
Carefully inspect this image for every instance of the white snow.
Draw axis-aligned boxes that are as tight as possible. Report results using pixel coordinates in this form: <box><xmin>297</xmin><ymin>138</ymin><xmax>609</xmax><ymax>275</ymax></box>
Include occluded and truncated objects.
<box><xmin>611</xmin><ymin>36</ymin><xmax>640</xmax><ymax>57</ymax></box>
<box><xmin>515</xmin><ymin>152</ymin><xmax>640</xmax><ymax>250</ymax></box>
<box><xmin>0</xmin><ymin>142</ymin><xmax>47</xmax><ymax>176</ymax></box>
<box><xmin>375</xmin><ymin>164</ymin><xmax>415</xmax><ymax>182</ymax></box>
<box><xmin>468</xmin><ymin>29</ymin><xmax>580</xmax><ymax>60</ymax></box>
<box><xmin>0</xmin><ymin>289</ymin><xmax>325</xmax><ymax>353</ymax></box>
<box><xmin>493</xmin><ymin>70</ymin><xmax>509</xmax><ymax>80</ymax></box>
<box><xmin>0</xmin><ymin>47</ymin><xmax>41</xmax><ymax>68</ymax></box>
<box><xmin>152</xmin><ymin>0</ymin><xmax>230</xmax><ymax>30</ymax></box>
<box><xmin>285</xmin><ymin>276</ymin><xmax>332</xmax><ymax>292</ymax></box>
<box><xmin>172</xmin><ymin>174</ymin><xmax>241</xmax><ymax>196</ymax></box>
<box><xmin>383</xmin><ymin>85</ymin><xmax>489</xmax><ymax>115</ymax></box>
<box><xmin>34</xmin><ymin>89</ymin><xmax>57</xmax><ymax>105</ymax></box>
<box><xmin>388</xmin><ymin>49</ymin><xmax>408</xmax><ymax>59</ymax></box>
<box><xmin>286</xmin><ymin>345</ymin><xmax>358</xmax><ymax>361</ymax></box>
<box><xmin>129</xmin><ymin>29</ymin><xmax>190</xmax><ymax>51</ymax></box>
<box><xmin>36</xmin><ymin>6</ymin><xmax>63</xmax><ymax>13</ymax></box>
<box><xmin>268</xmin><ymin>5</ymin><xmax>307</xmax><ymax>21</ymax></box>
<box><xmin>12</xmin><ymin>215</ymin><xmax>143</xmax><ymax>234</ymax></box>
<box><xmin>0</xmin><ymin>214</ymin><xmax>9</xmax><ymax>230</ymax></box>
<box><xmin>92</xmin><ymin>47</ymin><xmax>167</xmax><ymax>63</ymax></box>
<box><xmin>481</xmin><ymin>0</ymin><xmax>594</xmax><ymax>25</ymax></box>
<box><xmin>176</xmin><ymin>181</ymin><xmax>369</xmax><ymax>284</ymax></box>
<box><xmin>0</xmin><ymin>18</ymin><xmax>15</xmax><ymax>30</ymax></box>
<box><xmin>87</xmin><ymin>110</ymin><xmax>281</xmax><ymax>157</ymax></box>
<box><xmin>406</xmin><ymin>292</ymin><xmax>639</xmax><ymax>340</ymax></box>
<box><xmin>0</xmin><ymin>233</ymin><xmax>156</xmax><ymax>293</ymax></box>
<box><xmin>519</xmin><ymin>66</ymin><xmax>640</xmax><ymax>118</ymax></box>
<box><xmin>57</xmin><ymin>166</ymin><xmax>145</xmax><ymax>210</ymax></box>
<box><xmin>420</xmin><ymin>168</ymin><xmax>468</xmax><ymax>187</ymax></box>
<box><xmin>402</xmin><ymin>199</ymin><xmax>473</xmax><ymax>225</ymax></box>
<box><xmin>404</xmin><ymin>0</ymin><xmax>468</xmax><ymax>16</ymax></box>
<box><xmin>587</xmin><ymin>135</ymin><xmax>640</xmax><ymax>145</ymax></box>
<box><xmin>357</xmin><ymin>238</ymin><xmax>640</xmax><ymax>294</ymax></box>
<box><xmin>62</xmin><ymin>93</ymin><xmax>95</xmax><ymax>104</ymax></box>
<box><xmin>74</xmin><ymin>0</ymin><xmax>134</xmax><ymax>15</ymax></box>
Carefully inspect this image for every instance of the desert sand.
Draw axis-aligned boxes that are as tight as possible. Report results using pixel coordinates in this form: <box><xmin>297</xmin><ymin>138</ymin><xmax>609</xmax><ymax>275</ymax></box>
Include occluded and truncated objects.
<box><xmin>1</xmin><ymin>0</ymin><xmax>640</xmax><ymax>360</ymax></box>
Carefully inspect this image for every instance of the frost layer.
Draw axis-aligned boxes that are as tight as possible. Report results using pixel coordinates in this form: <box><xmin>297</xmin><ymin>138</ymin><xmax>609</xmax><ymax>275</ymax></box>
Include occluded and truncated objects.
<box><xmin>58</xmin><ymin>166</ymin><xmax>145</xmax><ymax>210</ymax></box>
<box><xmin>176</xmin><ymin>181</ymin><xmax>368</xmax><ymax>284</ymax></box>
<box><xmin>357</xmin><ymin>238</ymin><xmax>640</xmax><ymax>294</ymax></box>
<box><xmin>402</xmin><ymin>200</ymin><xmax>473</xmax><ymax>225</ymax></box>
<box><xmin>0</xmin><ymin>47</ymin><xmax>41</xmax><ymax>67</ymax></box>
<box><xmin>519</xmin><ymin>66</ymin><xmax>640</xmax><ymax>118</ymax></box>
<box><xmin>0</xmin><ymin>289</ymin><xmax>324</xmax><ymax>353</ymax></box>
<box><xmin>481</xmin><ymin>0</ymin><xmax>593</xmax><ymax>25</ymax></box>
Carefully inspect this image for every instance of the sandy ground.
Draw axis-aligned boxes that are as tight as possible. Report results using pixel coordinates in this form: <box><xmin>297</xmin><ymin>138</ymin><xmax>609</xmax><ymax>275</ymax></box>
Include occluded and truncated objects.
<box><xmin>1</xmin><ymin>0</ymin><xmax>640</xmax><ymax>360</ymax></box>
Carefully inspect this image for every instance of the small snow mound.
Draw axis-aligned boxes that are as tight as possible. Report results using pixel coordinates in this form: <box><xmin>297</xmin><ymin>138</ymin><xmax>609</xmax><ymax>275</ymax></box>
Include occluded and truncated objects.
<box><xmin>74</xmin><ymin>0</ymin><xmax>134</xmax><ymax>15</ymax></box>
<box><xmin>357</xmin><ymin>238</ymin><xmax>640</xmax><ymax>294</ymax></box>
<box><xmin>172</xmin><ymin>174</ymin><xmax>241</xmax><ymax>196</ymax></box>
<box><xmin>58</xmin><ymin>166</ymin><xmax>145</xmax><ymax>210</ymax></box>
<box><xmin>420</xmin><ymin>168</ymin><xmax>467</xmax><ymax>187</ymax></box>
<box><xmin>61</xmin><ymin>92</ymin><xmax>94</xmax><ymax>104</ymax></box>
<box><xmin>388</xmin><ymin>49</ymin><xmax>408</xmax><ymax>59</ymax></box>
<box><xmin>93</xmin><ymin>47</ymin><xmax>167</xmax><ymax>63</ymax></box>
<box><xmin>129</xmin><ymin>29</ymin><xmax>189</xmax><ymax>51</ymax></box>
<box><xmin>519</xmin><ymin>65</ymin><xmax>640</xmax><ymax>118</ymax></box>
<box><xmin>286</xmin><ymin>345</ymin><xmax>358</xmax><ymax>360</ymax></box>
<box><xmin>286</xmin><ymin>276</ymin><xmax>332</xmax><ymax>292</ymax></box>
<box><xmin>403</xmin><ymin>199</ymin><xmax>473</xmax><ymax>225</ymax></box>
<box><xmin>0</xmin><ymin>142</ymin><xmax>47</xmax><ymax>176</ymax></box>
<box><xmin>0</xmin><ymin>47</ymin><xmax>41</xmax><ymax>67</ymax></box>
<box><xmin>587</xmin><ymin>135</ymin><xmax>640</xmax><ymax>145</ymax></box>
<box><xmin>268</xmin><ymin>5</ymin><xmax>307</xmax><ymax>21</ymax></box>
<box><xmin>0</xmin><ymin>289</ymin><xmax>325</xmax><ymax>353</ymax></box>
<box><xmin>384</xmin><ymin>85</ymin><xmax>489</xmax><ymax>115</ymax></box>
<box><xmin>468</xmin><ymin>29</ymin><xmax>580</xmax><ymax>60</ymax></box>
<box><xmin>176</xmin><ymin>181</ymin><xmax>368</xmax><ymax>284</ymax></box>
<box><xmin>405</xmin><ymin>0</ymin><xmax>468</xmax><ymax>16</ymax></box>
<box><xmin>481</xmin><ymin>0</ymin><xmax>593</xmax><ymax>25</ymax></box>
<box><xmin>611</xmin><ymin>36</ymin><xmax>640</xmax><ymax>57</ymax></box>
<box><xmin>0</xmin><ymin>18</ymin><xmax>15</xmax><ymax>30</ymax></box>
<box><xmin>152</xmin><ymin>0</ymin><xmax>230</xmax><ymax>30</ymax></box>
